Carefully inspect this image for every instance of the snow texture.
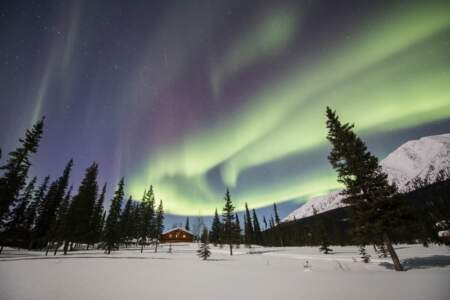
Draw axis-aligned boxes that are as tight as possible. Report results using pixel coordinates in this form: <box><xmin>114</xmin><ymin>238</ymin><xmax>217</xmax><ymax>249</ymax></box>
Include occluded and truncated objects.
<box><xmin>284</xmin><ymin>134</ymin><xmax>450</xmax><ymax>221</ymax></box>
<box><xmin>0</xmin><ymin>243</ymin><xmax>449</xmax><ymax>300</ymax></box>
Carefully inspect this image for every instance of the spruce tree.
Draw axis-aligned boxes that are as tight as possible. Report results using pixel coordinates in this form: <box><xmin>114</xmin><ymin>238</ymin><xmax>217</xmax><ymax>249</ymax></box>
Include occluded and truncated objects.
<box><xmin>67</xmin><ymin>162</ymin><xmax>99</xmax><ymax>245</ymax></box>
<box><xmin>326</xmin><ymin>107</ymin><xmax>404</xmax><ymax>271</ymax></box>
<box><xmin>263</xmin><ymin>216</ymin><xmax>268</xmax><ymax>230</ymax></box>
<box><xmin>120</xmin><ymin>196</ymin><xmax>134</xmax><ymax>245</ymax></box>
<box><xmin>154</xmin><ymin>199</ymin><xmax>164</xmax><ymax>253</ymax></box>
<box><xmin>210</xmin><ymin>208</ymin><xmax>221</xmax><ymax>246</ymax></box>
<box><xmin>0</xmin><ymin>118</ymin><xmax>44</xmax><ymax>222</ymax></box>
<box><xmin>197</xmin><ymin>227</ymin><xmax>211</xmax><ymax>260</ymax></box>
<box><xmin>244</xmin><ymin>203</ymin><xmax>253</xmax><ymax>247</ymax></box>
<box><xmin>234</xmin><ymin>212</ymin><xmax>241</xmax><ymax>246</ymax></box>
<box><xmin>138</xmin><ymin>187</ymin><xmax>155</xmax><ymax>253</ymax></box>
<box><xmin>104</xmin><ymin>178</ymin><xmax>124</xmax><ymax>254</ymax></box>
<box><xmin>24</xmin><ymin>176</ymin><xmax>49</xmax><ymax>232</ymax></box>
<box><xmin>273</xmin><ymin>203</ymin><xmax>280</xmax><ymax>225</ymax></box>
<box><xmin>88</xmin><ymin>183</ymin><xmax>106</xmax><ymax>247</ymax></box>
<box><xmin>222</xmin><ymin>189</ymin><xmax>235</xmax><ymax>256</ymax></box>
<box><xmin>33</xmin><ymin>159</ymin><xmax>72</xmax><ymax>249</ymax></box>
<box><xmin>252</xmin><ymin>209</ymin><xmax>262</xmax><ymax>245</ymax></box>
<box><xmin>4</xmin><ymin>177</ymin><xmax>37</xmax><ymax>246</ymax></box>
<box><xmin>48</xmin><ymin>186</ymin><xmax>72</xmax><ymax>255</ymax></box>
<box><xmin>185</xmin><ymin>216</ymin><xmax>190</xmax><ymax>231</ymax></box>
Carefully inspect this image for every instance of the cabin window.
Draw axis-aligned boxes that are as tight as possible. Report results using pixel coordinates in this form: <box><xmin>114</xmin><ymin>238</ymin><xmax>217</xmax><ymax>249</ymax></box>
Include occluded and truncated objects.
<box><xmin>169</xmin><ymin>234</ymin><xmax>172</xmax><ymax>238</ymax></box>
<box><xmin>183</xmin><ymin>234</ymin><xmax>186</xmax><ymax>238</ymax></box>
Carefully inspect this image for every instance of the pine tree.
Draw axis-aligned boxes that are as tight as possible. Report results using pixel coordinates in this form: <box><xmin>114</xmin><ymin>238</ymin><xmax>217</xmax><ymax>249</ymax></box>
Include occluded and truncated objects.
<box><xmin>33</xmin><ymin>159</ymin><xmax>72</xmax><ymax>249</ymax></box>
<box><xmin>221</xmin><ymin>189</ymin><xmax>235</xmax><ymax>256</ymax></box>
<box><xmin>120</xmin><ymin>196</ymin><xmax>134</xmax><ymax>245</ymax></box>
<box><xmin>252</xmin><ymin>209</ymin><xmax>262</xmax><ymax>245</ymax></box>
<box><xmin>197</xmin><ymin>227</ymin><xmax>211</xmax><ymax>260</ymax></box>
<box><xmin>154</xmin><ymin>199</ymin><xmax>164</xmax><ymax>253</ymax></box>
<box><xmin>67</xmin><ymin>163</ymin><xmax>99</xmax><ymax>245</ymax></box>
<box><xmin>210</xmin><ymin>208</ymin><xmax>221</xmax><ymax>246</ymax></box>
<box><xmin>88</xmin><ymin>183</ymin><xmax>106</xmax><ymax>247</ymax></box>
<box><xmin>103</xmin><ymin>178</ymin><xmax>124</xmax><ymax>254</ymax></box>
<box><xmin>263</xmin><ymin>216</ymin><xmax>268</xmax><ymax>230</ymax></box>
<box><xmin>185</xmin><ymin>216</ymin><xmax>190</xmax><ymax>231</ymax></box>
<box><xmin>234</xmin><ymin>212</ymin><xmax>241</xmax><ymax>246</ymax></box>
<box><xmin>24</xmin><ymin>176</ymin><xmax>49</xmax><ymax>232</ymax></box>
<box><xmin>273</xmin><ymin>203</ymin><xmax>280</xmax><ymax>225</ymax></box>
<box><xmin>138</xmin><ymin>187</ymin><xmax>155</xmax><ymax>253</ymax></box>
<box><xmin>48</xmin><ymin>186</ymin><xmax>72</xmax><ymax>255</ymax></box>
<box><xmin>4</xmin><ymin>177</ymin><xmax>37</xmax><ymax>246</ymax></box>
<box><xmin>326</xmin><ymin>107</ymin><xmax>404</xmax><ymax>271</ymax></box>
<box><xmin>0</xmin><ymin>118</ymin><xmax>44</xmax><ymax>222</ymax></box>
<box><xmin>244</xmin><ymin>203</ymin><xmax>253</xmax><ymax>247</ymax></box>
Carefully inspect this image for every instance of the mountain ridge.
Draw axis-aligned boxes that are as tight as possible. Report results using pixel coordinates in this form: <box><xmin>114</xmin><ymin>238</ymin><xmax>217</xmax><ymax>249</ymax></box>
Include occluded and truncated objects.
<box><xmin>283</xmin><ymin>133</ymin><xmax>450</xmax><ymax>222</ymax></box>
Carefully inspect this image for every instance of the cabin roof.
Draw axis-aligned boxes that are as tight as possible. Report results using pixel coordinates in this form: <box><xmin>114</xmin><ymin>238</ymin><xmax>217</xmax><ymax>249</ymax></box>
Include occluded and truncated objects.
<box><xmin>162</xmin><ymin>227</ymin><xmax>194</xmax><ymax>236</ymax></box>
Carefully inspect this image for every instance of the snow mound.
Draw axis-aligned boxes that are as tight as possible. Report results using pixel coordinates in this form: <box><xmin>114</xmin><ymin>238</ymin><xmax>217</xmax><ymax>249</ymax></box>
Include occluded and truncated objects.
<box><xmin>284</xmin><ymin>133</ymin><xmax>450</xmax><ymax>222</ymax></box>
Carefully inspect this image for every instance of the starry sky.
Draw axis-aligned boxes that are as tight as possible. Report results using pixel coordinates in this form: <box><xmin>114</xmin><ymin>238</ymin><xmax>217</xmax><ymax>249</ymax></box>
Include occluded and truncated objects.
<box><xmin>1</xmin><ymin>0</ymin><xmax>449</xmax><ymax>219</ymax></box>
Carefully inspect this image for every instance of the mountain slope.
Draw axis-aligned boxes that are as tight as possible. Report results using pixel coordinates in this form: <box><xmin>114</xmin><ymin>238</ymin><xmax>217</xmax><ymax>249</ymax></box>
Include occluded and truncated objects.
<box><xmin>284</xmin><ymin>133</ymin><xmax>450</xmax><ymax>222</ymax></box>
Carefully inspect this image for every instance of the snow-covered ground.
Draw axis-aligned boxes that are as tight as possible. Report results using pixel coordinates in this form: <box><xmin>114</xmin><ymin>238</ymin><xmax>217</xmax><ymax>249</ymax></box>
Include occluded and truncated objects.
<box><xmin>1</xmin><ymin>243</ymin><xmax>449</xmax><ymax>300</ymax></box>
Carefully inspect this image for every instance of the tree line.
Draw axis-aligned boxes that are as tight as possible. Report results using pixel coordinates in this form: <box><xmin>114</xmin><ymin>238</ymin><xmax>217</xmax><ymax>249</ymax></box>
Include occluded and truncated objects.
<box><xmin>0</xmin><ymin>118</ymin><xmax>165</xmax><ymax>255</ymax></box>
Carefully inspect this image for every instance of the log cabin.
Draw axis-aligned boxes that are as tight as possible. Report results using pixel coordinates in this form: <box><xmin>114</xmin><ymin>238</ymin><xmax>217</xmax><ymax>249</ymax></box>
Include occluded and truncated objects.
<box><xmin>161</xmin><ymin>227</ymin><xmax>194</xmax><ymax>243</ymax></box>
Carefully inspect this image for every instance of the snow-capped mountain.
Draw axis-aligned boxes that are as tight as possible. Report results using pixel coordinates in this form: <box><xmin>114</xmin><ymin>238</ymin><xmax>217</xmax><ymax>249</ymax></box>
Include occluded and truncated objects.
<box><xmin>283</xmin><ymin>133</ymin><xmax>450</xmax><ymax>222</ymax></box>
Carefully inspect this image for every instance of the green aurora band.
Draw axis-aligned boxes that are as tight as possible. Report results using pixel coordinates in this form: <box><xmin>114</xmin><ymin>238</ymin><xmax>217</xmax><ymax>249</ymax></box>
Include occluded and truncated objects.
<box><xmin>128</xmin><ymin>1</ymin><xmax>450</xmax><ymax>215</ymax></box>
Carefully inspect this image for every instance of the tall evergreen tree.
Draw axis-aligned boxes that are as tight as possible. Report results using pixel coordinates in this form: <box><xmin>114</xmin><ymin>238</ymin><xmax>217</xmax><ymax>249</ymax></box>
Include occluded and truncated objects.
<box><xmin>154</xmin><ymin>199</ymin><xmax>164</xmax><ymax>253</ymax></box>
<box><xmin>221</xmin><ymin>189</ymin><xmax>235</xmax><ymax>256</ymax></box>
<box><xmin>103</xmin><ymin>178</ymin><xmax>124</xmax><ymax>254</ymax></box>
<box><xmin>120</xmin><ymin>196</ymin><xmax>134</xmax><ymax>245</ymax></box>
<box><xmin>3</xmin><ymin>177</ymin><xmax>37</xmax><ymax>246</ymax></box>
<box><xmin>185</xmin><ymin>216</ymin><xmax>190</xmax><ymax>231</ymax></box>
<box><xmin>210</xmin><ymin>208</ymin><xmax>221</xmax><ymax>246</ymax></box>
<box><xmin>138</xmin><ymin>187</ymin><xmax>155</xmax><ymax>253</ymax></box>
<box><xmin>252</xmin><ymin>209</ymin><xmax>262</xmax><ymax>245</ymax></box>
<box><xmin>0</xmin><ymin>118</ymin><xmax>44</xmax><ymax>222</ymax></box>
<box><xmin>48</xmin><ymin>186</ymin><xmax>72</xmax><ymax>255</ymax></box>
<box><xmin>263</xmin><ymin>216</ymin><xmax>268</xmax><ymax>230</ymax></box>
<box><xmin>326</xmin><ymin>107</ymin><xmax>404</xmax><ymax>271</ymax></box>
<box><xmin>67</xmin><ymin>162</ymin><xmax>99</xmax><ymax>245</ymax></box>
<box><xmin>33</xmin><ymin>159</ymin><xmax>72</xmax><ymax>249</ymax></box>
<box><xmin>24</xmin><ymin>176</ymin><xmax>49</xmax><ymax>231</ymax></box>
<box><xmin>273</xmin><ymin>203</ymin><xmax>281</xmax><ymax>225</ymax></box>
<box><xmin>87</xmin><ymin>183</ymin><xmax>106</xmax><ymax>247</ymax></box>
<box><xmin>244</xmin><ymin>203</ymin><xmax>253</xmax><ymax>247</ymax></box>
<box><xmin>234</xmin><ymin>213</ymin><xmax>241</xmax><ymax>246</ymax></box>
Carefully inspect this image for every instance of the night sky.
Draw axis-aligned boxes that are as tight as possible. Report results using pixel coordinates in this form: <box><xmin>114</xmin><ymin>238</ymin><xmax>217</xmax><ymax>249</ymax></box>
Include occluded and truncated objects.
<box><xmin>1</xmin><ymin>0</ymin><xmax>449</xmax><ymax>220</ymax></box>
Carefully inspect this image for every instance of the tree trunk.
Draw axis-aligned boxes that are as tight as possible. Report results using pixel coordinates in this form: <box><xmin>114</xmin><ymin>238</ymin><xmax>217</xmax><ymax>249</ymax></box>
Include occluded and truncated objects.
<box><xmin>154</xmin><ymin>241</ymin><xmax>158</xmax><ymax>253</ymax></box>
<box><xmin>229</xmin><ymin>243</ymin><xmax>233</xmax><ymax>256</ymax></box>
<box><xmin>53</xmin><ymin>243</ymin><xmax>59</xmax><ymax>256</ymax></box>
<box><xmin>45</xmin><ymin>242</ymin><xmax>50</xmax><ymax>256</ymax></box>
<box><xmin>383</xmin><ymin>233</ymin><xmax>403</xmax><ymax>271</ymax></box>
<box><xmin>86</xmin><ymin>244</ymin><xmax>90</xmax><ymax>250</ymax></box>
<box><xmin>63</xmin><ymin>241</ymin><xmax>69</xmax><ymax>255</ymax></box>
<box><xmin>140</xmin><ymin>244</ymin><xmax>144</xmax><ymax>253</ymax></box>
<box><xmin>0</xmin><ymin>244</ymin><xmax>4</xmax><ymax>254</ymax></box>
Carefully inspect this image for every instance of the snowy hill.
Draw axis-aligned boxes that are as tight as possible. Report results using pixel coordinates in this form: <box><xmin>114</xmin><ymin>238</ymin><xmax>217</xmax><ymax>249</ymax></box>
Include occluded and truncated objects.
<box><xmin>284</xmin><ymin>134</ymin><xmax>450</xmax><ymax>222</ymax></box>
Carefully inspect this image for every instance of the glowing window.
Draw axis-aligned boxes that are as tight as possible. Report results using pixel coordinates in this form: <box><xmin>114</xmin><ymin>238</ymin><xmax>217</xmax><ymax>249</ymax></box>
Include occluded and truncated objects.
<box><xmin>183</xmin><ymin>234</ymin><xmax>186</xmax><ymax>238</ymax></box>
<box><xmin>169</xmin><ymin>234</ymin><xmax>172</xmax><ymax>238</ymax></box>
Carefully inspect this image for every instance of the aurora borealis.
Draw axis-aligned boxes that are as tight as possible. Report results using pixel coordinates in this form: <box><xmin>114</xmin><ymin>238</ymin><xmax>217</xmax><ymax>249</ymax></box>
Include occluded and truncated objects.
<box><xmin>0</xmin><ymin>0</ymin><xmax>449</xmax><ymax>217</ymax></box>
